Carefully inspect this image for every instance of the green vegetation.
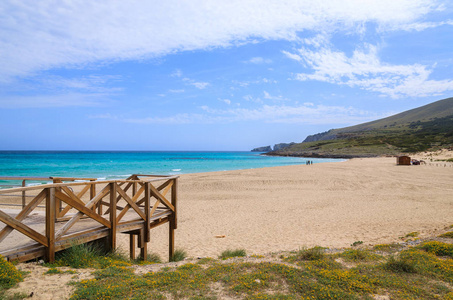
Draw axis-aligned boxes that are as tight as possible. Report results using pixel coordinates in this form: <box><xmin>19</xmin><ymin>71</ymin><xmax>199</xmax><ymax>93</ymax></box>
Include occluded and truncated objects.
<box><xmin>405</xmin><ymin>232</ymin><xmax>419</xmax><ymax>238</ymax></box>
<box><xmin>169</xmin><ymin>248</ymin><xmax>187</xmax><ymax>262</ymax></box>
<box><xmin>2</xmin><ymin>241</ymin><xmax>453</xmax><ymax>299</ymax></box>
<box><xmin>439</xmin><ymin>232</ymin><xmax>453</xmax><ymax>238</ymax></box>
<box><xmin>67</xmin><ymin>241</ymin><xmax>453</xmax><ymax>299</ymax></box>
<box><xmin>350</xmin><ymin>241</ymin><xmax>363</xmax><ymax>247</ymax></box>
<box><xmin>46</xmin><ymin>243</ymin><xmax>131</xmax><ymax>269</ymax></box>
<box><xmin>294</xmin><ymin>246</ymin><xmax>326</xmax><ymax>261</ymax></box>
<box><xmin>219</xmin><ymin>249</ymin><xmax>247</xmax><ymax>260</ymax></box>
<box><xmin>0</xmin><ymin>255</ymin><xmax>23</xmax><ymax>298</ymax></box>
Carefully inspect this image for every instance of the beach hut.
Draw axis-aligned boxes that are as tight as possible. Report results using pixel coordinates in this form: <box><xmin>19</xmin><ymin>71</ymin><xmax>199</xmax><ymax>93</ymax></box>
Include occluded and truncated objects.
<box><xmin>397</xmin><ymin>156</ymin><xmax>411</xmax><ymax>165</ymax></box>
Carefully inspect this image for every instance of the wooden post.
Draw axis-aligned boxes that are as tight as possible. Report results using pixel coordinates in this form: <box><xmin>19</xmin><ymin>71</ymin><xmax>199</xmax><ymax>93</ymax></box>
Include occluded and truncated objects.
<box><xmin>90</xmin><ymin>181</ymin><xmax>97</xmax><ymax>213</ymax></box>
<box><xmin>144</xmin><ymin>182</ymin><xmax>150</xmax><ymax>243</ymax></box>
<box><xmin>129</xmin><ymin>234</ymin><xmax>136</xmax><ymax>260</ymax></box>
<box><xmin>21</xmin><ymin>180</ymin><xmax>26</xmax><ymax>209</ymax></box>
<box><xmin>45</xmin><ymin>188</ymin><xmax>56</xmax><ymax>262</ymax></box>
<box><xmin>109</xmin><ymin>182</ymin><xmax>117</xmax><ymax>252</ymax></box>
<box><xmin>169</xmin><ymin>178</ymin><xmax>177</xmax><ymax>261</ymax></box>
<box><xmin>140</xmin><ymin>241</ymin><xmax>147</xmax><ymax>261</ymax></box>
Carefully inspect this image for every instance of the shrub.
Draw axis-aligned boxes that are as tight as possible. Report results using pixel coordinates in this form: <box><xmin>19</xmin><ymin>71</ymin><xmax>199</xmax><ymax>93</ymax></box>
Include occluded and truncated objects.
<box><xmin>219</xmin><ymin>249</ymin><xmax>247</xmax><ymax>260</ymax></box>
<box><xmin>439</xmin><ymin>231</ymin><xmax>453</xmax><ymax>238</ymax></box>
<box><xmin>55</xmin><ymin>243</ymin><xmax>102</xmax><ymax>268</ymax></box>
<box><xmin>383</xmin><ymin>255</ymin><xmax>417</xmax><ymax>273</ymax></box>
<box><xmin>418</xmin><ymin>241</ymin><xmax>453</xmax><ymax>258</ymax></box>
<box><xmin>0</xmin><ymin>255</ymin><xmax>22</xmax><ymax>289</ymax></box>
<box><xmin>169</xmin><ymin>249</ymin><xmax>187</xmax><ymax>262</ymax></box>
<box><xmin>297</xmin><ymin>247</ymin><xmax>325</xmax><ymax>261</ymax></box>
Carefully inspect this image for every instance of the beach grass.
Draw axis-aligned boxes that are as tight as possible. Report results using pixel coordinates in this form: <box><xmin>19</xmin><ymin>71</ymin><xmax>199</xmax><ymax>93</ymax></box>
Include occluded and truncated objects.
<box><xmin>169</xmin><ymin>248</ymin><xmax>187</xmax><ymax>262</ymax></box>
<box><xmin>219</xmin><ymin>249</ymin><xmax>247</xmax><ymax>260</ymax></box>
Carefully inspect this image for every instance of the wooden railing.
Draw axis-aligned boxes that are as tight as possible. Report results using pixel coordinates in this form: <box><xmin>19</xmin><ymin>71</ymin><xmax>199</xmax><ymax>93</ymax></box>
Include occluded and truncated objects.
<box><xmin>0</xmin><ymin>175</ymin><xmax>178</xmax><ymax>263</ymax></box>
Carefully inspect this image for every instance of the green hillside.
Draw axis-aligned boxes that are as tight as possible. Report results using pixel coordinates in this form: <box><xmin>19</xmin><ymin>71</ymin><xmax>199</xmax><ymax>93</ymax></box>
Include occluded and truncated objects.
<box><xmin>269</xmin><ymin>97</ymin><xmax>453</xmax><ymax>158</ymax></box>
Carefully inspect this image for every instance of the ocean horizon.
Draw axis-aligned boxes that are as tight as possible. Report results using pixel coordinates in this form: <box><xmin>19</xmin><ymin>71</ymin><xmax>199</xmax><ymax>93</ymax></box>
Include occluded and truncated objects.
<box><xmin>0</xmin><ymin>151</ymin><xmax>343</xmax><ymax>187</ymax></box>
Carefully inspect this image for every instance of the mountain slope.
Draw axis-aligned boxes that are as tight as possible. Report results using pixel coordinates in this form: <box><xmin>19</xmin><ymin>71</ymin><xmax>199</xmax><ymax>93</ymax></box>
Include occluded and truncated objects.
<box><xmin>269</xmin><ymin>97</ymin><xmax>453</xmax><ymax>158</ymax></box>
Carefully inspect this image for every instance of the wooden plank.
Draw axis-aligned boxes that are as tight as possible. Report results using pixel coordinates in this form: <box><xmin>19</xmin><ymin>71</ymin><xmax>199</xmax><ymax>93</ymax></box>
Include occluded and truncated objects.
<box><xmin>57</xmin><ymin>185</ymin><xmax>87</xmax><ymax>217</ymax></box>
<box><xmin>54</xmin><ymin>185</ymin><xmax>110</xmax><ymax>240</ymax></box>
<box><xmin>0</xmin><ymin>210</ymin><xmax>48</xmax><ymax>247</ymax></box>
<box><xmin>46</xmin><ymin>188</ymin><xmax>56</xmax><ymax>262</ymax></box>
<box><xmin>0</xmin><ymin>189</ymin><xmax>47</xmax><ymax>243</ymax></box>
<box><xmin>55</xmin><ymin>191</ymin><xmax>110</xmax><ymax>228</ymax></box>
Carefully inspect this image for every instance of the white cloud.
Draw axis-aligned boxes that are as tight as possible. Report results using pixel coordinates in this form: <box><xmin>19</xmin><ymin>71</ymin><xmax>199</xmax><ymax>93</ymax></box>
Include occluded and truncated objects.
<box><xmin>0</xmin><ymin>0</ymin><xmax>444</xmax><ymax>80</ymax></box>
<box><xmin>0</xmin><ymin>93</ymin><xmax>110</xmax><ymax>108</ymax></box>
<box><xmin>246</xmin><ymin>57</ymin><xmax>272</xmax><ymax>64</ymax></box>
<box><xmin>171</xmin><ymin>69</ymin><xmax>183</xmax><ymax>77</ymax></box>
<box><xmin>263</xmin><ymin>91</ymin><xmax>287</xmax><ymax>101</ymax></box>
<box><xmin>288</xmin><ymin>42</ymin><xmax>453</xmax><ymax>98</ymax></box>
<box><xmin>112</xmin><ymin>102</ymin><xmax>386</xmax><ymax>125</ymax></box>
<box><xmin>182</xmin><ymin>77</ymin><xmax>209</xmax><ymax>89</ymax></box>
<box><xmin>169</xmin><ymin>89</ymin><xmax>185</xmax><ymax>93</ymax></box>
<box><xmin>191</xmin><ymin>82</ymin><xmax>210</xmax><ymax>89</ymax></box>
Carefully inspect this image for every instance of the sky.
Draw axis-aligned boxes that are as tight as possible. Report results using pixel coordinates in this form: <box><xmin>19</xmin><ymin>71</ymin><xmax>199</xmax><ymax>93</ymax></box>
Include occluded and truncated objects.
<box><xmin>1</xmin><ymin>0</ymin><xmax>452</xmax><ymax>151</ymax></box>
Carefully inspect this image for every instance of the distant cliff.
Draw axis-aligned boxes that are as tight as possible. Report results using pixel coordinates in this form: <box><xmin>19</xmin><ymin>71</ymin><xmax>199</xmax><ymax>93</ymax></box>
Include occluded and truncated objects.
<box><xmin>273</xmin><ymin>142</ymin><xmax>296</xmax><ymax>151</ymax></box>
<box><xmin>251</xmin><ymin>146</ymin><xmax>272</xmax><ymax>152</ymax></box>
<box><xmin>251</xmin><ymin>142</ymin><xmax>296</xmax><ymax>152</ymax></box>
<box><xmin>302</xmin><ymin>130</ymin><xmax>336</xmax><ymax>143</ymax></box>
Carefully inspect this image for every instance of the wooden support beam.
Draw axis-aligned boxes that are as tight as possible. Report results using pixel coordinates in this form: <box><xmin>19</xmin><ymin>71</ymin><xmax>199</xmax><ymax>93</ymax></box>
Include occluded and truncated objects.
<box><xmin>21</xmin><ymin>180</ymin><xmax>26</xmax><ymax>209</ymax></box>
<box><xmin>46</xmin><ymin>188</ymin><xmax>56</xmax><ymax>262</ymax></box>
<box><xmin>129</xmin><ymin>234</ymin><xmax>136</xmax><ymax>260</ymax></box>
<box><xmin>109</xmin><ymin>182</ymin><xmax>117</xmax><ymax>252</ymax></box>
<box><xmin>171</xmin><ymin>178</ymin><xmax>178</xmax><ymax>229</ymax></box>
<box><xmin>144</xmin><ymin>182</ymin><xmax>150</xmax><ymax>243</ymax></box>
<box><xmin>140</xmin><ymin>242</ymin><xmax>147</xmax><ymax>261</ymax></box>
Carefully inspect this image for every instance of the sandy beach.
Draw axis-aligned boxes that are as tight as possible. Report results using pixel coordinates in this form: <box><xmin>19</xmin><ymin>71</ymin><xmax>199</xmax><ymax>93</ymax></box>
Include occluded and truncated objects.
<box><xmin>115</xmin><ymin>153</ymin><xmax>453</xmax><ymax>258</ymax></box>
<box><xmin>4</xmin><ymin>153</ymin><xmax>453</xmax><ymax>299</ymax></box>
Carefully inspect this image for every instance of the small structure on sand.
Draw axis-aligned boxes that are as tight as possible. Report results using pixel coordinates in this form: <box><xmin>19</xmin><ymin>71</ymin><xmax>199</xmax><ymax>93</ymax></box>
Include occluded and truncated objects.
<box><xmin>396</xmin><ymin>156</ymin><xmax>411</xmax><ymax>165</ymax></box>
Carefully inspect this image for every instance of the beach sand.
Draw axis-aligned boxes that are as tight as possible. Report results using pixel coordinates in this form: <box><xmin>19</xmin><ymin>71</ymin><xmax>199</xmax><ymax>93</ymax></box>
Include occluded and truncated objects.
<box><xmin>117</xmin><ymin>154</ymin><xmax>453</xmax><ymax>258</ymax></box>
<box><xmin>6</xmin><ymin>154</ymin><xmax>453</xmax><ymax>299</ymax></box>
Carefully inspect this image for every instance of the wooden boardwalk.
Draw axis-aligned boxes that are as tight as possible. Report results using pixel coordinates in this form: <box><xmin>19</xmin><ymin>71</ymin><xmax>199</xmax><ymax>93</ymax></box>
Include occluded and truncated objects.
<box><xmin>0</xmin><ymin>175</ymin><xmax>178</xmax><ymax>262</ymax></box>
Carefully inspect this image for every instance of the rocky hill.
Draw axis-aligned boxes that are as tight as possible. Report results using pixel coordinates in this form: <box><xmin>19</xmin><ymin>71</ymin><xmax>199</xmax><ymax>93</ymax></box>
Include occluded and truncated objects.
<box><xmin>267</xmin><ymin>97</ymin><xmax>453</xmax><ymax>158</ymax></box>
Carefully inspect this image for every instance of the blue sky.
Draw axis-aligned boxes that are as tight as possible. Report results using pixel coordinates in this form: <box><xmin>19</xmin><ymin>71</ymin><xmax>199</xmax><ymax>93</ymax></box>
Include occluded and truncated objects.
<box><xmin>1</xmin><ymin>1</ymin><xmax>452</xmax><ymax>151</ymax></box>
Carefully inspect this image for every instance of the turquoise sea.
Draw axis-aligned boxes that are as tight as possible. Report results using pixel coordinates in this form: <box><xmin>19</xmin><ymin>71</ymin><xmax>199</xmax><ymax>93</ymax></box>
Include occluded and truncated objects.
<box><xmin>0</xmin><ymin>151</ymin><xmax>342</xmax><ymax>187</ymax></box>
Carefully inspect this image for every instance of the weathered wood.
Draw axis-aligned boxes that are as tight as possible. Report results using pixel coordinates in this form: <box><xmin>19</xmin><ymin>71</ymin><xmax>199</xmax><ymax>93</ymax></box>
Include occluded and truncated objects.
<box><xmin>46</xmin><ymin>188</ymin><xmax>56</xmax><ymax>262</ymax></box>
<box><xmin>140</xmin><ymin>241</ymin><xmax>147</xmax><ymax>261</ymax></box>
<box><xmin>55</xmin><ymin>191</ymin><xmax>110</xmax><ymax>228</ymax></box>
<box><xmin>144</xmin><ymin>182</ymin><xmax>150</xmax><ymax>243</ymax></box>
<box><xmin>109</xmin><ymin>182</ymin><xmax>117</xmax><ymax>251</ymax></box>
<box><xmin>55</xmin><ymin>185</ymin><xmax>111</xmax><ymax>240</ymax></box>
<box><xmin>115</xmin><ymin>185</ymin><xmax>146</xmax><ymax>222</ymax></box>
<box><xmin>0</xmin><ymin>210</ymin><xmax>48</xmax><ymax>246</ymax></box>
<box><xmin>130</xmin><ymin>234</ymin><xmax>136</xmax><ymax>260</ymax></box>
<box><xmin>149</xmin><ymin>184</ymin><xmax>175</xmax><ymax>211</ymax></box>
<box><xmin>171</xmin><ymin>178</ymin><xmax>178</xmax><ymax>229</ymax></box>
<box><xmin>0</xmin><ymin>189</ymin><xmax>47</xmax><ymax>243</ymax></box>
<box><xmin>21</xmin><ymin>180</ymin><xmax>26</xmax><ymax>209</ymax></box>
